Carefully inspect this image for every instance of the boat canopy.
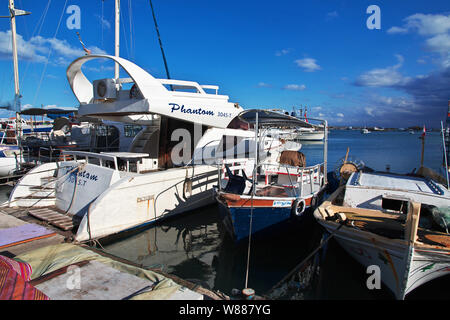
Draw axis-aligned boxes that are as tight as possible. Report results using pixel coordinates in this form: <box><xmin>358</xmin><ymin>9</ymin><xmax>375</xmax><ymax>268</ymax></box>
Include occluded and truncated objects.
<box><xmin>66</xmin><ymin>55</ymin><xmax>243</xmax><ymax>128</ymax></box>
<box><xmin>237</xmin><ymin>109</ymin><xmax>315</xmax><ymax>129</ymax></box>
<box><xmin>20</xmin><ymin>107</ymin><xmax>77</xmax><ymax>119</ymax></box>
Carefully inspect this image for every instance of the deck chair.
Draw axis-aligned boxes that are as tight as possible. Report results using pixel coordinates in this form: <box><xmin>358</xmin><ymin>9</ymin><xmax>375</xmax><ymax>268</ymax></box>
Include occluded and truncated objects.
<box><xmin>224</xmin><ymin>164</ymin><xmax>252</xmax><ymax>195</ymax></box>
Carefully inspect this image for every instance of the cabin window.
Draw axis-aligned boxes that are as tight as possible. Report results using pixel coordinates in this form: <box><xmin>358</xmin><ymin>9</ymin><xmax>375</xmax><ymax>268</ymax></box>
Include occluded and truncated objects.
<box><xmin>124</xmin><ymin>125</ymin><xmax>142</xmax><ymax>137</ymax></box>
<box><xmin>381</xmin><ymin>197</ymin><xmax>408</xmax><ymax>214</ymax></box>
<box><xmin>227</xmin><ymin>116</ymin><xmax>249</xmax><ymax>130</ymax></box>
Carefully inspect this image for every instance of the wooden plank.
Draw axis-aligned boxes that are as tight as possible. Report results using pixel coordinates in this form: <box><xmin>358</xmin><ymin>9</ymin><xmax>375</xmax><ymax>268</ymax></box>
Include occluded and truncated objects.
<box><xmin>48</xmin><ymin>221</ymin><xmax>73</xmax><ymax>229</ymax></box>
<box><xmin>28</xmin><ymin>212</ymin><xmax>58</xmax><ymax>219</ymax></box>
<box><xmin>28</xmin><ymin>211</ymin><xmax>58</xmax><ymax>217</ymax></box>
<box><xmin>27</xmin><ymin>207</ymin><xmax>78</xmax><ymax>231</ymax></box>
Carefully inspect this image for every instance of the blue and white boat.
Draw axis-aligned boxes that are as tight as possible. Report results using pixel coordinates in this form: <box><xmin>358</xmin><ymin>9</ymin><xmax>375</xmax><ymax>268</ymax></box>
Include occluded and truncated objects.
<box><xmin>215</xmin><ymin>110</ymin><xmax>328</xmax><ymax>242</ymax></box>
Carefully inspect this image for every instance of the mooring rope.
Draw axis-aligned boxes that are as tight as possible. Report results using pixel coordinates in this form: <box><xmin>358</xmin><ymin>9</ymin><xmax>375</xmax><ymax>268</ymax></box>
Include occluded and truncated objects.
<box><xmin>244</xmin><ymin>191</ymin><xmax>255</xmax><ymax>289</ymax></box>
<box><xmin>264</xmin><ymin>222</ymin><xmax>345</xmax><ymax>297</ymax></box>
<box><xmin>1</xmin><ymin>163</ymin><xmax>85</xmax><ymax>209</ymax></box>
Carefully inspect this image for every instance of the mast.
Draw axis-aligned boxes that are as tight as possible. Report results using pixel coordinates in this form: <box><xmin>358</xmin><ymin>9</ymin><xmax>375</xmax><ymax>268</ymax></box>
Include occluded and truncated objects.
<box><xmin>446</xmin><ymin>100</ymin><xmax>450</xmax><ymax>169</ymax></box>
<box><xmin>114</xmin><ymin>0</ymin><xmax>120</xmax><ymax>80</ymax></box>
<box><xmin>3</xmin><ymin>0</ymin><xmax>30</xmax><ymax>144</ymax></box>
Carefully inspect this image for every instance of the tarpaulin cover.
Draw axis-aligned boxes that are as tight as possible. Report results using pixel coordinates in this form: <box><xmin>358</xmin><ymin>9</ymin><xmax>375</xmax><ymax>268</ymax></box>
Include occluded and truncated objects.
<box><xmin>14</xmin><ymin>243</ymin><xmax>183</xmax><ymax>300</ymax></box>
<box><xmin>0</xmin><ymin>255</ymin><xmax>49</xmax><ymax>300</ymax></box>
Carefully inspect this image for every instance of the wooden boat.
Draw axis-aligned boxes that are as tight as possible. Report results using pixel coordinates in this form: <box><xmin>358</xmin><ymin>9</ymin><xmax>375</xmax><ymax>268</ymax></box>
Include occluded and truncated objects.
<box><xmin>314</xmin><ymin>169</ymin><xmax>450</xmax><ymax>299</ymax></box>
<box><xmin>215</xmin><ymin>110</ymin><xmax>328</xmax><ymax>242</ymax></box>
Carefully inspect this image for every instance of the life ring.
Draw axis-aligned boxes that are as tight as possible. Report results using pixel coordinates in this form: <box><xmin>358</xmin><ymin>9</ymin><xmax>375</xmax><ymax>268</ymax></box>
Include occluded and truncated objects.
<box><xmin>292</xmin><ymin>199</ymin><xmax>306</xmax><ymax>217</ymax></box>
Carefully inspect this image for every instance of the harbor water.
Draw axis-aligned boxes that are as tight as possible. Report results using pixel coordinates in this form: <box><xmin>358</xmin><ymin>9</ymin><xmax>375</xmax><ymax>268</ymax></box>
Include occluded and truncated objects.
<box><xmin>2</xmin><ymin>129</ymin><xmax>449</xmax><ymax>299</ymax></box>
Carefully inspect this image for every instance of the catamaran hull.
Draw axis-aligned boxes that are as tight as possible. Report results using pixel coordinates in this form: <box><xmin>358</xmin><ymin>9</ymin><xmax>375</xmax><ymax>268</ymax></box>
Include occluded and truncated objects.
<box><xmin>7</xmin><ymin>161</ymin><xmax>219</xmax><ymax>242</ymax></box>
<box><xmin>72</xmin><ymin>165</ymin><xmax>218</xmax><ymax>241</ymax></box>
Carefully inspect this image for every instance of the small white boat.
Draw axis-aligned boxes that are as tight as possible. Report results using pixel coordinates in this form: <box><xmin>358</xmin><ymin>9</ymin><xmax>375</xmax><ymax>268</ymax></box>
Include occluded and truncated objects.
<box><xmin>314</xmin><ymin>168</ymin><xmax>450</xmax><ymax>299</ymax></box>
<box><xmin>0</xmin><ymin>144</ymin><xmax>22</xmax><ymax>177</ymax></box>
<box><xmin>295</xmin><ymin>127</ymin><xmax>325</xmax><ymax>141</ymax></box>
<box><xmin>361</xmin><ymin>128</ymin><xmax>370</xmax><ymax>134</ymax></box>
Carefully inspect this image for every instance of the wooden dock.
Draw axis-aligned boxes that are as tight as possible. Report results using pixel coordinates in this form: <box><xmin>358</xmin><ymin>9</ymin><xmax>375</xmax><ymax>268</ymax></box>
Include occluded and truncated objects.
<box><xmin>27</xmin><ymin>207</ymin><xmax>80</xmax><ymax>231</ymax></box>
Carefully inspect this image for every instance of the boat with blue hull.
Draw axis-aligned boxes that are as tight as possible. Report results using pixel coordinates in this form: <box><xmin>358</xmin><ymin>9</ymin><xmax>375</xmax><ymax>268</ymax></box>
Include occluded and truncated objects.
<box><xmin>217</xmin><ymin>192</ymin><xmax>317</xmax><ymax>243</ymax></box>
<box><xmin>215</xmin><ymin>110</ymin><xmax>328</xmax><ymax>243</ymax></box>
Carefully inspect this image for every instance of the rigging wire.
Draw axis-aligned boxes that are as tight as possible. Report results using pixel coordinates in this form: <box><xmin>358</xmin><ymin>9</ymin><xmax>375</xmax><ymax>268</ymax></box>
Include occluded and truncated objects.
<box><xmin>120</xmin><ymin>7</ymin><xmax>130</xmax><ymax>59</ymax></box>
<box><xmin>128</xmin><ymin>0</ymin><xmax>134</xmax><ymax>59</ymax></box>
<box><xmin>101</xmin><ymin>0</ymin><xmax>104</xmax><ymax>50</ymax></box>
<box><xmin>148</xmin><ymin>0</ymin><xmax>171</xmax><ymax>81</ymax></box>
<box><xmin>20</xmin><ymin>0</ymin><xmax>52</xmax><ymax>96</ymax></box>
<box><xmin>32</xmin><ymin>0</ymin><xmax>68</xmax><ymax>107</ymax></box>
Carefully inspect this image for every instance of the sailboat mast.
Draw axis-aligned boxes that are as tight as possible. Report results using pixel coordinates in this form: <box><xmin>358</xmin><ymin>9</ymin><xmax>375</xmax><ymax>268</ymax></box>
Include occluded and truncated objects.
<box><xmin>6</xmin><ymin>0</ymin><xmax>30</xmax><ymax>143</ymax></box>
<box><xmin>9</xmin><ymin>0</ymin><xmax>19</xmax><ymax>101</ymax></box>
<box><xmin>114</xmin><ymin>0</ymin><xmax>120</xmax><ymax>79</ymax></box>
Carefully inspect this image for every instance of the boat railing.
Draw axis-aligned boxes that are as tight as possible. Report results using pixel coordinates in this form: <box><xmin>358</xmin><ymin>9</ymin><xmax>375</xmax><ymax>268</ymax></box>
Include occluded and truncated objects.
<box><xmin>60</xmin><ymin>150</ymin><xmax>155</xmax><ymax>173</ymax></box>
<box><xmin>61</xmin><ymin>150</ymin><xmax>119</xmax><ymax>170</ymax></box>
<box><xmin>217</xmin><ymin>158</ymin><xmax>325</xmax><ymax>196</ymax></box>
<box><xmin>261</xmin><ymin>162</ymin><xmax>325</xmax><ymax>196</ymax></box>
<box><xmin>156</xmin><ymin>78</ymin><xmax>220</xmax><ymax>95</ymax></box>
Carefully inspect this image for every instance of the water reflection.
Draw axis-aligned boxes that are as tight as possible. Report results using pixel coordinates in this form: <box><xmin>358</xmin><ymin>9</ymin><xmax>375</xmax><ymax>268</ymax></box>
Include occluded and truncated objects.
<box><xmin>102</xmin><ymin>203</ymin><xmax>325</xmax><ymax>297</ymax></box>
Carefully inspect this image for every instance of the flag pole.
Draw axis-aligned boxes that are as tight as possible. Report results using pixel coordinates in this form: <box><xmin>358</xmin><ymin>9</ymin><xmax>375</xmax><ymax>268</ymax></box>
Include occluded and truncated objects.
<box><xmin>420</xmin><ymin>125</ymin><xmax>426</xmax><ymax>168</ymax></box>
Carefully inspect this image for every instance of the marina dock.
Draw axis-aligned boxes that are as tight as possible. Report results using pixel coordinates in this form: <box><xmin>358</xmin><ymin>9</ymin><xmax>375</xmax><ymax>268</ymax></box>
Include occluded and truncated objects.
<box><xmin>0</xmin><ymin>208</ymin><xmax>228</xmax><ymax>300</ymax></box>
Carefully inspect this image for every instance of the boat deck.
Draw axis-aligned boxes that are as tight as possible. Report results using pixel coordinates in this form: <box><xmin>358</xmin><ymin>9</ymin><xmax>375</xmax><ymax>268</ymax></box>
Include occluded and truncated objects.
<box><xmin>322</xmin><ymin>204</ymin><xmax>450</xmax><ymax>248</ymax></box>
<box><xmin>349</xmin><ymin>171</ymin><xmax>450</xmax><ymax>197</ymax></box>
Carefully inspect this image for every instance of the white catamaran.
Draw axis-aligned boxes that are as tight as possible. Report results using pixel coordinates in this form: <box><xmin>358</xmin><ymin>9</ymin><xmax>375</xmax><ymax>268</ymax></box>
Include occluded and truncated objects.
<box><xmin>6</xmin><ymin>54</ymin><xmax>292</xmax><ymax>242</ymax></box>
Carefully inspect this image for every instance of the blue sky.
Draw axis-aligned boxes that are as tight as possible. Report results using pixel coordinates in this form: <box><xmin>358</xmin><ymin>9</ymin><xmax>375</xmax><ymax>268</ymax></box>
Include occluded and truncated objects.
<box><xmin>0</xmin><ymin>0</ymin><xmax>449</xmax><ymax>127</ymax></box>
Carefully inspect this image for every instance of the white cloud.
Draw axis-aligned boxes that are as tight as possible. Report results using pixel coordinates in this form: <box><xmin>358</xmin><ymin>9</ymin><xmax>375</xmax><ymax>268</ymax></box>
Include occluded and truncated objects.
<box><xmin>95</xmin><ymin>14</ymin><xmax>111</xmax><ymax>29</ymax></box>
<box><xmin>294</xmin><ymin>58</ymin><xmax>321</xmax><ymax>72</ymax></box>
<box><xmin>0</xmin><ymin>30</ymin><xmax>47</xmax><ymax>62</ymax></box>
<box><xmin>401</xmin><ymin>13</ymin><xmax>450</xmax><ymax>36</ymax></box>
<box><xmin>257</xmin><ymin>82</ymin><xmax>272</xmax><ymax>88</ymax></box>
<box><xmin>275</xmin><ymin>48</ymin><xmax>291</xmax><ymax>56</ymax></box>
<box><xmin>388</xmin><ymin>13</ymin><xmax>450</xmax><ymax>68</ymax></box>
<box><xmin>0</xmin><ymin>30</ymin><xmax>106</xmax><ymax>65</ymax></box>
<box><xmin>283</xmin><ymin>84</ymin><xmax>306</xmax><ymax>91</ymax></box>
<box><xmin>337</xmin><ymin>113</ymin><xmax>344</xmax><ymax>117</ymax></box>
<box><xmin>354</xmin><ymin>55</ymin><xmax>409</xmax><ymax>87</ymax></box>
<box><xmin>387</xmin><ymin>26</ymin><xmax>408</xmax><ymax>34</ymax></box>
<box><xmin>425</xmin><ymin>33</ymin><xmax>450</xmax><ymax>67</ymax></box>
<box><xmin>327</xmin><ymin>11</ymin><xmax>338</xmax><ymax>18</ymax></box>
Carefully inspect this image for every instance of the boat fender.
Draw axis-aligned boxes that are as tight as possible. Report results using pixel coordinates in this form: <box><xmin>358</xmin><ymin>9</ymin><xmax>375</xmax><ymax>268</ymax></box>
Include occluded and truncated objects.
<box><xmin>183</xmin><ymin>177</ymin><xmax>192</xmax><ymax>199</ymax></box>
<box><xmin>292</xmin><ymin>199</ymin><xmax>306</xmax><ymax>217</ymax></box>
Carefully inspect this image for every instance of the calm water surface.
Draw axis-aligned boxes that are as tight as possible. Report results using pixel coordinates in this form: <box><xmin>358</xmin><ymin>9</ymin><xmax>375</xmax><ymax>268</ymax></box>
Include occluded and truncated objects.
<box><xmin>3</xmin><ymin>130</ymin><xmax>450</xmax><ymax>299</ymax></box>
<box><xmin>101</xmin><ymin>130</ymin><xmax>450</xmax><ymax>299</ymax></box>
